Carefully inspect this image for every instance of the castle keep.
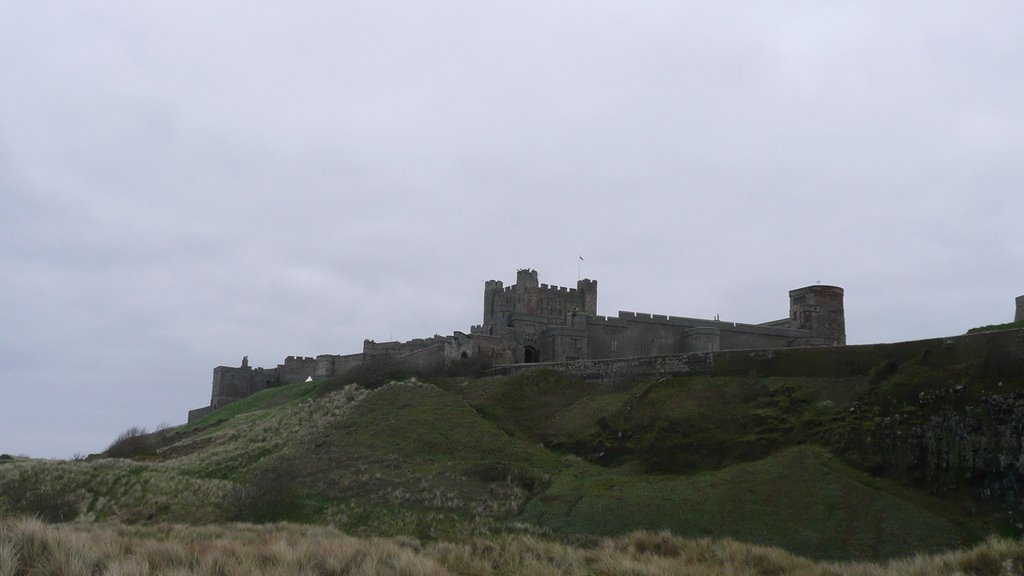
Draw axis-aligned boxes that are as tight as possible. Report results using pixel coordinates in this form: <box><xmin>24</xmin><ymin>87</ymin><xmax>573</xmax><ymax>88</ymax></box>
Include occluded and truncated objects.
<box><xmin>188</xmin><ymin>269</ymin><xmax>846</xmax><ymax>422</ymax></box>
<box><xmin>472</xmin><ymin>269</ymin><xmax>845</xmax><ymax>363</ymax></box>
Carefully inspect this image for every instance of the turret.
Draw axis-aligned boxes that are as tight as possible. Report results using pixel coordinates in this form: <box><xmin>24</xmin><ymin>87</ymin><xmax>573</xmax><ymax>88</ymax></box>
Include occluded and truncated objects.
<box><xmin>789</xmin><ymin>285</ymin><xmax>845</xmax><ymax>345</ymax></box>
<box><xmin>516</xmin><ymin>268</ymin><xmax>539</xmax><ymax>289</ymax></box>
<box><xmin>483</xmin><ymin>279</ymin><xmax>503</xmax><ymax>326</ymax></box>
<box><xmin>577</xmin><ymin>278</ymin><xmax>598</xmax><ymax>315</ymax></box>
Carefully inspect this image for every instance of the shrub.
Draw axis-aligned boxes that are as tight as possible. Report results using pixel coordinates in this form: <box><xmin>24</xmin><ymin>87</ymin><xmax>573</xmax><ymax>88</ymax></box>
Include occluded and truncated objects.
<box><xmin>105</xmin><ymin>426</ymin><xmax>155</xmax><ymax>459</ymax></box>
<box><xmin>867</xmin><ymin>358</ymin><xmax>899</xmax><ymax>385</ymax></box>
<box><xmin>1</xmin><ymin>476</ymin><xmax>79</xmax><ymax>523</ymax></box>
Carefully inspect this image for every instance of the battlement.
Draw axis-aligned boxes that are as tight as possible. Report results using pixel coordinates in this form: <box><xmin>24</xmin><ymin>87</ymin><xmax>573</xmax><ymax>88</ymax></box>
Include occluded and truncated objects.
<box><xmin>364</xmin><ymin>335</ymin><xmax>448</xmax><ymax>358</ymax></box>
<box><xmin>540</xmin><ymin>283</ymin><xmax>579</xmax><ymax>293</ymax></box>
<box><xmin>193</xmin><ymin>268</ymin><xmax>846</xmax><ymax>421</ymax></box>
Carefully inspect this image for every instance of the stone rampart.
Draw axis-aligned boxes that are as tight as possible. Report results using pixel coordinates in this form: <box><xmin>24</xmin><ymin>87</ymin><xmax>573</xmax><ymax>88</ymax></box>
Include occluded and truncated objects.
<box><xmin>315</xmin><ymin>353</ymin><xmax>364</xmax><ymax>379</ymax></box>
<box><xmin>584</xmin><ymin>312</ymin><xmax>827</xmax><ymax>358</ymax></box>
<box><xmin>210</xmin><ymin>364</ymin><xmax>279</xmax><ymax>410</ymax></box>
<box><xmin>391</xmin><ymin>342</ymin><xmax>446</xmax><ymax>371</ymax></box>
<box><xmin>187</xmin><ymin>406</ymin><xmax>212</xmax><ymax>422</ymax></box>
<box><xmin>492</xmin><ymin>329</ymin><xmax>1024</xmax><ymax>383</ymax></box>
<box><xmin>364</xmin><ymin>336</ymin><xmax>448</xmax><ymax>358</ymax></box>
<box><xmin>276</xmin><ymin>356</ymin><xmax>318</xmax><ymax>384</ymax></box>
<box><xmin>492</xmin><ymin>351</ymin><xmax>715</xmax><ymax>381</ymax></box>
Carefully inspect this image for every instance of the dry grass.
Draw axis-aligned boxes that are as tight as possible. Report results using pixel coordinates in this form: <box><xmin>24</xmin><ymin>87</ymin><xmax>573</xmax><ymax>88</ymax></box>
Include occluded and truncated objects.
<box><xmin>0</xmin><ymin>384</ymin><xmax>373</xmax><ymax>525</ymax></box>
<box><xmin>1</xmin><ymin>518</ymin><xmax>1022</xmax><ymax>576</ymax></box>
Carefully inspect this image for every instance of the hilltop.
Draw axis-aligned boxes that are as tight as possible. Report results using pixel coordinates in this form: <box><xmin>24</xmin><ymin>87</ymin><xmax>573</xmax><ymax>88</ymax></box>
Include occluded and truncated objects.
<box><xmin>2</xmin><ymin>328</ymin><xmax>1024</xmax><ymax>563</ymax></box>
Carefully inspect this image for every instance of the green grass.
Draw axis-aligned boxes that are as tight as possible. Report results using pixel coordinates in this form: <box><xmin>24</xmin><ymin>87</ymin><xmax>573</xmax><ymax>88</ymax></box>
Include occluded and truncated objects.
<box><xmin>456</xmin><ymin>369</ymin><xmax>639</xmax><ymax>446</ymax></box>
<box><xmin>5</xmin><ymin>331</ymin><xmax>1024</xmax><ymax>560</ymax></box>
<box><xmin>171</xmin><ymin>379</ymin><xmax>324</xmax><ymax>433</ymax></box>
<box><xmin>456</xmin><ymin>371</ymin><xmax>866</xmax><ymax>471</ymax></box>
<box><xmin>253</xmin><ymin>381</ymin><xmax>568</xmax><ymax>535</ymax></box>
<box><xmin>519</xmin><ymin>445</ymin><xmax>970</xmax><ymax>560</ymax></box>
<box><xmin>967</xmin><ymin>321</ymin><xmax>1024</xmax><ymax>334</ymax></box>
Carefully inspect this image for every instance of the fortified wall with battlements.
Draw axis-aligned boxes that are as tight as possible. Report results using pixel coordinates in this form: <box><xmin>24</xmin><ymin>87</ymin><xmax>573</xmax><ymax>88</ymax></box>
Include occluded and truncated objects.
<box><xmin>188</xmin><ymin>268</ymin><xmax>847</xmax><ymax>422</ymax></box>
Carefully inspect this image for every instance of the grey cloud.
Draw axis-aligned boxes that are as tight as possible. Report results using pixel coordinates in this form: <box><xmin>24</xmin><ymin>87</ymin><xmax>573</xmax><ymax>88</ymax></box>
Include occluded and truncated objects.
<box><xmin>1</xmin><ymin>1</ymin><xmax>1022</xmax><ymax>458</ymax></box>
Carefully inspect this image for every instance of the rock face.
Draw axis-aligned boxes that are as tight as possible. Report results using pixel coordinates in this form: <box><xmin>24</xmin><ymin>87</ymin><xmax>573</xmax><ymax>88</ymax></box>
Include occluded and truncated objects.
<box><xmin>843</xmin><ymin>389</ymin><xmax>1024</xmax><ymax>526</ymax></box>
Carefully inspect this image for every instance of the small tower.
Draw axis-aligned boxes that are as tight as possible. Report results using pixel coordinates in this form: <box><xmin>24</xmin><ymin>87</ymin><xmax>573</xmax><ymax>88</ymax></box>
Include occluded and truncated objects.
<box><xmin>789</xmin><ymin>285</ymin><xmax>845</xmax><ymax>345</ymax></box>
<box><xmin>516</xmin><ymin>268</ymin><xmax>539</xmax><ymax>289</ymax></box>
<box><xmin>483</xmin><ymin>279</ymin><xmax>503</xmax><ymax>327</ymax></box>
<box><xmin>577</xmin><ymin>278</ymin><xmax>598</xmax><ymax>315</ymax></box>
<box><xmin>1016</xmin><ymin>295</ymin><xmax>1024</xmax><ymax>323</ymax></box>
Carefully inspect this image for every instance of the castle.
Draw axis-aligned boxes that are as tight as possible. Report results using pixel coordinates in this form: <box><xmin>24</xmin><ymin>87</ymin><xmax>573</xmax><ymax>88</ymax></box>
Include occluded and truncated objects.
<box><xmin>188</xmin><ymin>269</ymin><xmax>846</xmax><ymax>422</ymax></box>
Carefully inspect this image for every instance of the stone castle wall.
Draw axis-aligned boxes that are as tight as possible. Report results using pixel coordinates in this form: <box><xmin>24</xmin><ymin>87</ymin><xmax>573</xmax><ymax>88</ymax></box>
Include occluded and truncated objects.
<box><xmin>210</xmin><ymin>364</ymin><xmax>277</xmax><ymax>410</ymax></box>
<box><xmin>277</xmin><ymin>356</ymin><xmax>318</xmax><ymax>385</ymax></box>
<box><xmin>581</xmin><ymin>312</ymin><xmax>829</xmax><ymax>358</ymax></box>
<box><xmin>189</xmin><ymin>269</ymin><xmax>848</xmax><ymax>422</ymax></box>
<box><xmin>189</xmin><ymin>275</ymin><xmax>1023</xmax><ymax>424</ymax></box>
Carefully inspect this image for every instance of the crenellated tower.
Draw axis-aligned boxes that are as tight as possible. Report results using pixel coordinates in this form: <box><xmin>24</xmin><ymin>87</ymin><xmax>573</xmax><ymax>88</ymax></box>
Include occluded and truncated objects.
<box><xmin>578</xmin><ymin>278</ymin><xmax>598</xmax><ymax>315</ymax></box>
<box><xmin>483</xmin><ymin>279</ymin><xmax>503</xmax><ymax>327</ymax></box>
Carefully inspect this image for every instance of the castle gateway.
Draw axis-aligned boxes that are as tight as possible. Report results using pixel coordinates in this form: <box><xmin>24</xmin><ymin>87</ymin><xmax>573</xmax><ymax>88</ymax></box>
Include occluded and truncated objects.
<box><xmin>188</xmin><ymin>269</ymin><xmax>845</xmax><ymax>421</ymax></box>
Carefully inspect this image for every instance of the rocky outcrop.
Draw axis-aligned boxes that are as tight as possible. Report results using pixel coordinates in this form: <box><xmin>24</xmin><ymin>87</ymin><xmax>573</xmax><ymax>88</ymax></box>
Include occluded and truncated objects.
<box><xmin>841</xmin><ymin>388</ymin><xmax>1024</xmax><ymax>526</ymax></box>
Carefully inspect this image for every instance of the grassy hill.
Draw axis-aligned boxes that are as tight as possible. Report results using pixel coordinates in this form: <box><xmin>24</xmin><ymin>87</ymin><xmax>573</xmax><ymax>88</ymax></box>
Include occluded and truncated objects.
<box><xmin>2</xmin><ymin>331</ymin><xmax>1024</xmax><ymax>562</ymax></box>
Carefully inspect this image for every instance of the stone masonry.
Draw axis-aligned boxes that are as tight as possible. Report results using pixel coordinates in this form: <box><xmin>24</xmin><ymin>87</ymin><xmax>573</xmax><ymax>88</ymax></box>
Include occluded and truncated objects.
<box><xmin>188</xmin><ymin>268</ymin><xmax>846</xmax><ymax>422</ymax></box>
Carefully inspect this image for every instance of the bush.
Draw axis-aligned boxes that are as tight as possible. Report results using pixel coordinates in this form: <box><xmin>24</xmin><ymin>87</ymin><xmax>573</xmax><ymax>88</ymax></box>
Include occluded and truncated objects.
<box><xmin>868</xmin><ymin>358</ymin><xmax>899</xmax><ymax>385</ymax></box>
<box><xmin>1</xmin><ymin>476</ymin><xmax>79</xmax><ymax>523</ymax></box>
<box><xmin>105</xmin><ymin>426</ymin><xmax>155</xmax><ymax>459</ymax></box>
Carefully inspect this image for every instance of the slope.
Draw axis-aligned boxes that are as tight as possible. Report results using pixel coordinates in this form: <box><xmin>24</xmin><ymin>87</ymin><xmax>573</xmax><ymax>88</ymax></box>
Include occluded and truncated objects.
<box><xmin>5</xmin><ymin>329</ymin><xmax>1024</xmax><ymax>560</ymax></box>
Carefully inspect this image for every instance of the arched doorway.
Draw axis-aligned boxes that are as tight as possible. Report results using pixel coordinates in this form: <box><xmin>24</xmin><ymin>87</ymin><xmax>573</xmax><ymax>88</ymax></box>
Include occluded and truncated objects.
<box><xmin>524</xmin><ymin>345</ymin><xmax>540</xmax><ymax>363</ymax></box>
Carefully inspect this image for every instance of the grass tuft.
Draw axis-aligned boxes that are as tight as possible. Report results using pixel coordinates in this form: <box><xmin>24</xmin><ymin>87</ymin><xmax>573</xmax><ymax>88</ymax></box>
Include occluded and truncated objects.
<box><xmin>2</xmin><ymin>517</ymin><xmax>1024</xmax><ymax>575</ymax></box>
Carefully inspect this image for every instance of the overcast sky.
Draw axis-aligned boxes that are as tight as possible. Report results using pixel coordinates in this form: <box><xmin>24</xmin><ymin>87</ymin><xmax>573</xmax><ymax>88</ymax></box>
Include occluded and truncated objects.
<box><xmin>2</xmin><ymin>2</ymin><xmax>1022</xmax><ymax>459</ymax></box>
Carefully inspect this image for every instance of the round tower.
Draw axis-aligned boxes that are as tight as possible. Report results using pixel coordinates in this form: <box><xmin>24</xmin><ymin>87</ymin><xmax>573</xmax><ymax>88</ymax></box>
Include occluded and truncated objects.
<box><xmin>1016</xmin><ymin>295</ymin><xmax>1024</xmax><ymax>323</ymax></box>
<box><xmin>789</xmin><ymin>285</ymin><xmax>845</xmax><ymax>345</ymax></box>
